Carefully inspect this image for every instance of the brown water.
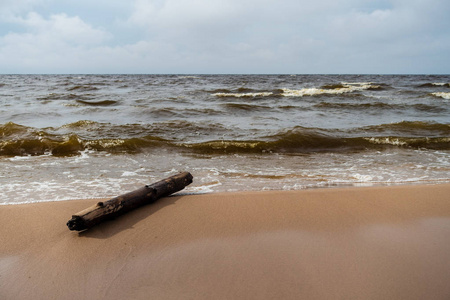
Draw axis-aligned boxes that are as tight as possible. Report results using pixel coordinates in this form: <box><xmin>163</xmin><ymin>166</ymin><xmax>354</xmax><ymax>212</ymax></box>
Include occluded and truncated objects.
<box><xmin>1</xmin><ymin>74</ymin><xmax>449</xmax><ymax>203</ymax></box>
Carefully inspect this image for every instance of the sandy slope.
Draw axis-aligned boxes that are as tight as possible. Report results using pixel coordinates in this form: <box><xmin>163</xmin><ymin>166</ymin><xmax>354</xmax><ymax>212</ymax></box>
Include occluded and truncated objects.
<box><xmin>1</xmin><ymin>184</ymin><xmax>450</xmax><ymax>299</ymax></box>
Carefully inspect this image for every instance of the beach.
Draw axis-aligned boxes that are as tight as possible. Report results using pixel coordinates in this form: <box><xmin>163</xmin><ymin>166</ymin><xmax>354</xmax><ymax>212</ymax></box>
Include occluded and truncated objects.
<box><xmin>1</xmin><ymin>184</ymin><xmax>450</xmax><ymax>299</ymax></box>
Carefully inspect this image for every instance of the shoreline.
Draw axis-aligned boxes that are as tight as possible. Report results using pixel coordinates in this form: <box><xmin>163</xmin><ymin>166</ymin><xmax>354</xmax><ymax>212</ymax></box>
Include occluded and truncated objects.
<box><xmin>1</xmin><ymin>184</ymin><xmax>450</xmax><ymax>299</ymax></box>
<box><xmin>2</xmin><ymin>181</ymin><xmax>449</xmax><ymax>206</ymax></box>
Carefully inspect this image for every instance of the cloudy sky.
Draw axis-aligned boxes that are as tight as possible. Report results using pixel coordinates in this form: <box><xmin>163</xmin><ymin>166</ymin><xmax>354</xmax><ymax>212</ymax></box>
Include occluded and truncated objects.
<box><xmin>0</xmin><ymin>0</ymin><xmax>449</xmax><ymax>74</ymax></box>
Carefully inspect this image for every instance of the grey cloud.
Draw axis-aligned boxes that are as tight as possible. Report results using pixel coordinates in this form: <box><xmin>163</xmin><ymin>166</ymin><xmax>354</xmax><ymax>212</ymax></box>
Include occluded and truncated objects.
<box><xmin>0</xmin><ymin>0</ymin><xmax>449</xmax><ymax>73</ymax></box>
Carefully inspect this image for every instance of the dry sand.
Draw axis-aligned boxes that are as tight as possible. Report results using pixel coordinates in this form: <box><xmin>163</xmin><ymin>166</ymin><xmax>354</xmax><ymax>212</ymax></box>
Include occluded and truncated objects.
<box><xmin>1</xmin><ymin>184</ymin><xmax>450</xmax><ymax>299</ymax></box>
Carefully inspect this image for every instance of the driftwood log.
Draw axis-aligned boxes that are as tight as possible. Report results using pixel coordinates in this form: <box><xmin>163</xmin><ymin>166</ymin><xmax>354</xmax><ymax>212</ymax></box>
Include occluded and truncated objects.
<box><xmin>67</xmin><ymin>172</ymin><xmax>193</xmax><ymax>231</ymax></box>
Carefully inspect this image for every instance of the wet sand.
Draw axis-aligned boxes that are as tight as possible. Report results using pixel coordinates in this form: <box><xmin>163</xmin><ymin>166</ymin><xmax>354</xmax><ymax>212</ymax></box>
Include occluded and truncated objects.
<box><xmin>1</xmin><ymin>184</ymin><xmax>450</xmax><ymax>299</ymax></box>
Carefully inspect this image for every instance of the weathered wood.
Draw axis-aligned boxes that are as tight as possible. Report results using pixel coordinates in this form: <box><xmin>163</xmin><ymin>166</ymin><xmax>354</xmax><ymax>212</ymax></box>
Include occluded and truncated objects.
<box><xmin>67</xmin><ymin>172</ymin><xmax>193</xmax><ymax>231</ymax></box>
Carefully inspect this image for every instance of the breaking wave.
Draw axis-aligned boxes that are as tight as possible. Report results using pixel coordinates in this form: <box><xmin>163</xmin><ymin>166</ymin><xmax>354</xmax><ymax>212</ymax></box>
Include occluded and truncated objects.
<box><xmin>281</xmin><ymin>82</ymin><xmax>381</xmax><ymax>97</ymax></box>
<box><xmin>210</xmin><ymin>82</ymin><xmax>382</xmax><ymax>98</ymax></box>
<box><xmin>431</xmin><ymin>92</ymin><xmax>450</xmax><ymax>100</ymax></box>
<box><xmin>1</xmin><ymin>121</ymin><xmax>448</xmax><ymax>156</ymax></box>
<box><xmin>418</xmin><ymin>83</ymin><xmax>450</xmax><ymax>88</ymax></box>
<box><xmin>213</xmin><ymin>92</ymin><xmax>274</xmax><ymax>98</ymax></box>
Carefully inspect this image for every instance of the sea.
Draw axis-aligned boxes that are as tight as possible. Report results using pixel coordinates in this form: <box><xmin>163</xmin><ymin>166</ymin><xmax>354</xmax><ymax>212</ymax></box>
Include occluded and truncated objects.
<box><xmin>1</xmin><ymin>74</ymin><xmax>449</xmax><ymax>204</ymax></box>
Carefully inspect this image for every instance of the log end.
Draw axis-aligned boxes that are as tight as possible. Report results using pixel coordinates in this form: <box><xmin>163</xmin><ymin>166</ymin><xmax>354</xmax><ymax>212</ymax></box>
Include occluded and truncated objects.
<box><xmin>67</xmin><ymin>215</ymin><xmax>87</xmax><ymax>231</ymax></box>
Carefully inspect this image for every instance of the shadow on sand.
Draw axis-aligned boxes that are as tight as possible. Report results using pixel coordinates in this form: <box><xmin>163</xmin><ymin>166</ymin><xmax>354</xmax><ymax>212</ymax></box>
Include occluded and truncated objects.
<box><xmin>76</xmin><ymin>194</ymin><xmax>186</xmax><ymax>239</ymax></box>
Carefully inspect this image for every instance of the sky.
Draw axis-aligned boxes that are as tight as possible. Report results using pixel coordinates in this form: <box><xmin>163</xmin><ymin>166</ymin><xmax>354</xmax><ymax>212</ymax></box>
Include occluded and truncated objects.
<box><xmin>0</xmin><ymin>0</ymin><xmax>449</xmax><ymax>74</ymax></box>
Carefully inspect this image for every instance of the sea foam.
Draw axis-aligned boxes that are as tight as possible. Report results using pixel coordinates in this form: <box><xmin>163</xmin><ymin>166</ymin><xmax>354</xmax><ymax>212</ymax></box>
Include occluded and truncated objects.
<box><xmin>212</xmin><ymin>92</ymin><xmax>273</xmax><ymax>98</ymax></box>
<box><xmin>431</xmin><ymin>92</ymin><xmax>450</xmax><ymax>100</ymax></box>
<box><xmin>281</xmin><ymin>83</ymin><xmax>378</xmax><ymax>97</ymax></box>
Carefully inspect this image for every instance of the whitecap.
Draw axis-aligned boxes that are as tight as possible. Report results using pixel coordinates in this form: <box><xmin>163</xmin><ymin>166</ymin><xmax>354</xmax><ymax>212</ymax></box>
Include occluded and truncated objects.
<box><xmin>431</xmin><ymin>92</ymin><xmax>450</xmax><ymax>100</ymax></box>
<box><xmin>122</xmin><ymin>171</ymin><xmax>137</xmax><ymax>177</ymax></box>
<box><xmin>352</xmin><ymin>174</ymin><xmax>374</xmax><ymax>182</ymax></box>
<box><xmin>364</xmin><ymin>137</ymin><xmax>408</xmax><ymax>146</ymax></box>
<box><xmin>7</xmin><ymin>155</ymin><xmax>32</xmax><ymax>161</ymax></box>
<box><xmin>281</xmin><ymin>83</ymin><xmax>378</xmax><ymax>97</ymax></box>
<box><xmin>212</xmin><ymin>92</ymin><xmax>273</xmax><ymax>98</ymax></box>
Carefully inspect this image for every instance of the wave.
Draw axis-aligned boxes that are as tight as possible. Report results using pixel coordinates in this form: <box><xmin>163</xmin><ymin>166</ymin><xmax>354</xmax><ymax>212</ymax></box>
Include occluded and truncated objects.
<box><xmin>222</xmin><ymin>103</ymin><xmax>271</xmax><ymax>111</ymax></box>
<box><xmin>364</xmin><ymin>121</ymin><xmax>450</xmax><ymax>136</ymax></box>
<box><xmin>412</xmin><ymin>104</ymin><xmax>447</xmax><ymax>113</ymax></box>
<box><xmin>76</xmin><ymin>99</ymin><xmax>118</xmax><ymax>106</ymax></box>
<box><xmin>431</xmin><ymin>92</ymin><xmax>450</xmax><ymax>100</ymax></box>
<box><xmin>418</xmin><ymin>83</ymin><xmax>450</xmax><ymax>88</ymax></box>
<box><xmin>183</xmin><ymin>130</ymin><xmax>366</xmax><ymax>154</ymax></box>
<box><xmin>183</xmin><ymin>127</ymin><xmax>449</xmax><ymax>154</ymax></box>
<box><xmin>210</xmin><ymin>86</ymin><xmax>284</xmax><ymax>98</ymax></box>
<box><xmin>37</xmin><ymin>93</ymin><xmax>93</xmax><ymax>101</ymax></box>
<box><xmin>2</xmin><ymin>133</ymin><xmax>448</xmax><ymax>156</ymax></box>
<box><xmin>212</xmin><ymin>92</ymin><xmax>274</xmax><ymax>98</ymax></box>
<box><xmin>314</xmin><ymin>102</ymin><xmax>396</xmax><ymax>110</ymax></box>
<box><xmin>67</xmin><ymin>85</ymin><xmax>100</xmax><ymax>92</ymax></box>
<box><xmin>363</xmin><ymin>137</ymin><xmax>450</xmax><ymax>148</ymax></box>
<box><xmin>281</xmin><ymin>82</ymin><xmax>380</xmax><ymax>97</ymax></box>
<box><xmin>313</xmin><ymin>102</ymin><xmax>446</xmax><ymax>113</ymax></box>
<box><xmin>328</xmin><ymin>82</ymin><xmax>389</xmax><ymax>90</ymax></box>
<box><xmin>0</xmin><ymin>133</ymin><xmax>169</xmax><ymax>156</ymax></box>
<box><xmin>1</xmin><ymin>121</ymin><xmax>448</xmax><ymax>156</ymax></box>
<box><xmin>211</xmin><ymin>82</ymin><xmax>381</xmax><ymax>99</ymax></box>
<box><xmin>141</xmin><ymin>107</ymin><xmax>222</xmax><ymax>118</ymax></box>
<box><xmin>55</xmin><ymin>120</ymin><xmax>229</xmax><ymax>140</ymax></box>
<box><xmin>0</xmin><ymin>122</ymin><xmax>30</xmax><ymax>136</ymax></box>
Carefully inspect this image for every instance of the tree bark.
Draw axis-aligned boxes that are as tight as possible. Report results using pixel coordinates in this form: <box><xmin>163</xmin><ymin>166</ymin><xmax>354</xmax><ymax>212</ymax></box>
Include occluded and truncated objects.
<box><xmin>67</xmin><ymin>172</ymin><xmax>193</xmax><ymax>231</ymax></box>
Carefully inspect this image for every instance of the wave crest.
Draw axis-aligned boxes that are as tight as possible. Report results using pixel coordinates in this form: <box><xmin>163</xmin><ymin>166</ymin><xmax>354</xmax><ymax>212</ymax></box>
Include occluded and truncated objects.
<box><xmin>212</xmin><ymin>92</ymin><xmax>273</xmax><ymax>98</ymax></box>
<box><xmin>281</xmin><ymin>82</ymin><xmax>379</xmax><ymax>97</ymax></box>
<box><xmin>431</xmin><ymin>92</ymin><xmax>450</xmax><ymax>100</ymax></box>
<box><xmin>1</xmin><ymin>121</ymin><xmax>449</xmax><ymax>156</ymax></box>
<box><xmin>418</xmin><ymin>83</ymin><xmax>450</xmax><ymax>88</ymax></box>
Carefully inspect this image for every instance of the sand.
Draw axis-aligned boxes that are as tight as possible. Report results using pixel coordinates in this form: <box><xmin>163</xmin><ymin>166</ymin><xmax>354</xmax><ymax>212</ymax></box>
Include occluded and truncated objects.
<box><xmin>1</xmin><ymin>184</ymin><xmax>450</xmax><ymax>299</ymax></box>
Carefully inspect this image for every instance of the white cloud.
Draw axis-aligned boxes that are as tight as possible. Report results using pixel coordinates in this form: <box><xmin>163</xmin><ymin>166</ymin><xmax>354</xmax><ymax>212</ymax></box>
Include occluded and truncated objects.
<box><xmin>6</xmin><ymin>12</ymin><xmax>111</xmax><ymax>45</ymax></box>
<box><xmin>0</xmin><ymin>12</ymin><xmax>113</xmax><ymax>72</ymax></box>
<box><xmin>0</xmin><ymin>0</ymin><xmax>449</xmax><ymax>73</ymax></box>
<box><xmin>130</xmin><ymin>0</ymin><xmax>241</xmax><ymax>27</ymax></box>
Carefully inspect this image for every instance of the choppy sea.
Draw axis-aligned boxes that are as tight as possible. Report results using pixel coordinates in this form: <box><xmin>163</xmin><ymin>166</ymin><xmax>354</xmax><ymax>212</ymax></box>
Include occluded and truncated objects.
<box><xmin>1</xmin><ymin>74</ymin><xmax>449</xmax><ymax>204</ymax></box>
